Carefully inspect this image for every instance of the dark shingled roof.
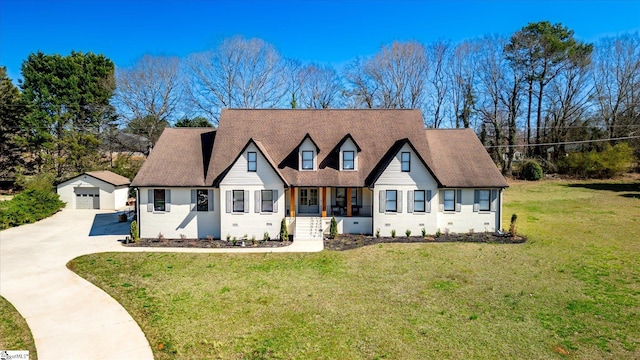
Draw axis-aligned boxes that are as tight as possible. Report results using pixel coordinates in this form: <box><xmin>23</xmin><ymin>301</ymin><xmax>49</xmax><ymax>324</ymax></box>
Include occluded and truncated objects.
<box><xmin>132</xmin><ymin>109</ymin><xmax>507</xmax><ymax>189</ymax></box>
<box><xmin>131</xmin><ymin>128</ymin><xmax>215</xmax><ymax>187</ymax></box>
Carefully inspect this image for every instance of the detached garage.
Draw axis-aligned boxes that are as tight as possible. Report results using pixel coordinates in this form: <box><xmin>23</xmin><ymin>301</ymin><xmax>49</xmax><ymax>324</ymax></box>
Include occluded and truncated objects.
<box><xmin>56</xmin><ymin>171</ymin><xmax>131</xmax><ymax>210</ymax></box>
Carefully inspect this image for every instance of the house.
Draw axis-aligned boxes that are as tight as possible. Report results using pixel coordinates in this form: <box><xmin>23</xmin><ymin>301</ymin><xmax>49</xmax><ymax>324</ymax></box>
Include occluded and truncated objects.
<box><xmin>57</xmin><ymin>171</ymin><xmax>131</xmax><ymax>210</ymax></box>
<box><xmin>131</xmin><ymin>109</ymin><xmax>508</xmax><ymax>240</ymax></box>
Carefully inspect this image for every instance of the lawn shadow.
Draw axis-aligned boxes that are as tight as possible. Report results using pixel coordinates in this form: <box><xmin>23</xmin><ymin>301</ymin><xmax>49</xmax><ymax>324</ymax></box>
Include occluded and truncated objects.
<box><xmin>89</xmin><ymin>212</ymin><xmax>131</xmax><ymax>236</ymax></box>
<box><xmin>567</xmin><ymin>182</ymin><xmax>640</xmax><ymax>198</ymax></box>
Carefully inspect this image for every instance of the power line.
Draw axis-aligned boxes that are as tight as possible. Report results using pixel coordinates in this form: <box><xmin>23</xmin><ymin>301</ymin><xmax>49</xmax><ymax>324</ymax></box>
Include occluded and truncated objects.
<box><xmin>484</xmin><ymin>135</ymin><xmax>640</xmax><ymax>149</ymax></box>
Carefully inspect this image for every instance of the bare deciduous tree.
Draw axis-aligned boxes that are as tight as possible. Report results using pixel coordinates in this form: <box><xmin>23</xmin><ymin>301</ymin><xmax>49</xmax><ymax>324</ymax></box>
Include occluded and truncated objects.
<box><xmin>115</xmin><ymin>55</ymin><xmax>182</xmax><ymax>148</ymax></box>
<box><xmin>448</xmin><ymin>41</ymin><xmax>478</xmax><ymax>128</ymax></box>
<box><xmin>427</xmin><ymin>41</ymin><xmax>449</xmax><ymax>128</ymax></box>
<box><xmin>344</xmin><ymin>41</ymin><xmax>429</xmax><ymax>112</ymax></box>
<box><xmin>185</xmin><ymin>36</ymin><xmax>287</xmax><ymax>123</ymax></box>
<box><xmin>593</xmin><ymin>34</ymin><xmax>640</xmax><ymax>139</ymax></box>
<box><xmin>296</xmin><ymin>64</ymin><xmax>344</xmax><ymax>109</ymax></box>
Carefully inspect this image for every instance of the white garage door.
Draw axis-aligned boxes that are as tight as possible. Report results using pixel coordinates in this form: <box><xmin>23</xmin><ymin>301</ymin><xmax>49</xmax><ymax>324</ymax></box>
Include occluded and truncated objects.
<box><xmin>75</xmin><ymin>188</ymin><xmax>100</xmax><ymax>209</ymax></box>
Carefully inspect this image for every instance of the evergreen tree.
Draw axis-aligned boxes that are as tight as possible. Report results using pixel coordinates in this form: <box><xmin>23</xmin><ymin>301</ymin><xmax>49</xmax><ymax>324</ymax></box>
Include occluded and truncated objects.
<box><xmin>20</xmin><ymin>51</ymin><xmax>116</xmax><ymax>179</ymax></box>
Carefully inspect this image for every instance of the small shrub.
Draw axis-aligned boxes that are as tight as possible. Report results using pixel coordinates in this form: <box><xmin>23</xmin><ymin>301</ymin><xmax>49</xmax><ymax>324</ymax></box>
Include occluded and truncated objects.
<box><xmin>179</xmin><ymin>234</ymin><xmax>187</xmax><ymax>240</ymax></box>
<box><xmin>509</xmin><ymin>214</ymin><xmax>518</xmax><ymax>237</ymax></box>
<box><xmin>225</xmin><ymin>234</ymin><xmax>231</xmax><ymax>241</ymax></box>
<box><xmin>421</xmin><ymin>228</ymin><xmax>427</xmax><ymax>238</ymax></box>
<box><xmin>206</xmin><ymin>235</ymin><xmax>214</xmax><ymax>242</ymax></box>
<box><xmin>251</xmin><ymin>235</ymin><xmax>256</xmax><ymax>244</ymax></box>
<box><xmin>405</xmin><ymin>229</ymin><xmax>411</xmax><ymax>237</ymax></box>
<box><xmin>521</xmin><ymin>160</ymin><xmax>543</xmax><ymax>181</ymax></box>
<box><xmin>232</xmin><ymin>236</ymin><xmax>237</xmax><ymax>245</ymax></box>
<box><xmin>263</xmin><ymin>232</ymin><xmax>270</xmax><ymax>241</ymax></box>
<box><xmin>468</xmin><ymin>228</ymin><xmax>474</xmax><ymax>235</ymax></box>
<box><xmin>444</xmin><ymin>228</ymin><xmax>450</xmax><ymax>236</ymax></box>
<box><xmin>375</xmin><ymin>229</ymin><xmax>380</xmax><ymax>238</ymax></box>
<box><xmin>436</xmin><ymin>228</ymin><xmax>442</xmax><ymax>237</ymax></box>
<box><xmin>130</xmin><ymin>220</ymin><xmax>139</xmax><ymax>242</ymax></box>
<box><xmin>279</xmin><ymin>218</ymin><xmax>288</xmax><ymax>241</ymax></box>
<box><xmin>157</xmin><ymin>232</ymin><xmax>164</xmax><ymax>241</ymax></box>
<box><xmin>391</xmin><ymin>229</ymin><xmax>396</xmax><ymax>238</ymax></box>
<box><xmin>329</xmin><ymin>216</ymin><xmax>338</xmax><ymax>239</ymax></box>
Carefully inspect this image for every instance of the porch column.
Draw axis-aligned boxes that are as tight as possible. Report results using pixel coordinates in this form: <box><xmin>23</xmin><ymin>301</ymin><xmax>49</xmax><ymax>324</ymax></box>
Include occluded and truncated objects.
<box><xmin>289</xmin><ymin>186</ymin><xmax>295</xmax><ymax>217</ymax></box>
<box><xmin>321</xmin><ymin>187</ymin><xmax>327</xmax><ymax>218</ymax></box>
<box><xmin>346</xmin><ymin>187</ymin><xmax>352</xmax><ymax>217</ymax></box>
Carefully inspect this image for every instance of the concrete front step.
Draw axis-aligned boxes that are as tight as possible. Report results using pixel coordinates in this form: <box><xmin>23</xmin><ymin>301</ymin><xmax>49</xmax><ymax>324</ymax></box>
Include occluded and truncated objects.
<box><xmin>294</xmin><ymin>217</ymin><xmax>324</xmax><ymax>240</ymax></box>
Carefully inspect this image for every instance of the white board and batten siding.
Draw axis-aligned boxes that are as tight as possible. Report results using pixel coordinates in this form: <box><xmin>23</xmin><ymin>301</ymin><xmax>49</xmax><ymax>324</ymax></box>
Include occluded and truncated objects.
<box><xmin>373</xmin><ymin>144</ymin><xmax>439</xmax><ymax>237</ymax></box>
<box><xmin>138</xmin><ymin>187</ymin><xmax>220</xmax><ymax>239</ymax></box>
<box><xmin>219</xmin><ymin>143</ymin><xmax>286</xmax><ymax>239</ymax></box>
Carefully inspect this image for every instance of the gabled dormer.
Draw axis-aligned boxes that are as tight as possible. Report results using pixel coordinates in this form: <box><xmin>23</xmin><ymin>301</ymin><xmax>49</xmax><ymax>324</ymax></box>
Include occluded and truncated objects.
<box><xmin>336</xmin><ymin>134</ymin><xmax>361</xmax><ymax>171</ymax></box>
<box><xmin>296</xmin><ymin>133</ymin><xmax>320</xmax><ymax>171</ymax></box>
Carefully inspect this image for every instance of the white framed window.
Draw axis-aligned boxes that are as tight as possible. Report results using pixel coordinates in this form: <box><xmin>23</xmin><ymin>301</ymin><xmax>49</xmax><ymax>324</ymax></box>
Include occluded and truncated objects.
<box><xmin>247</xmin><ymin>152</ymin><xmax>257</xmax><ymax>172</ymax></box>
<box><xmin>302</xmin><ymin>151</ymin><xmax>314</xmax><ymax>170</ymax></box>
<box><xmin>343</xmin><ymin>151</ymin><xmax>354</xmax><ymax>170</ymax></box>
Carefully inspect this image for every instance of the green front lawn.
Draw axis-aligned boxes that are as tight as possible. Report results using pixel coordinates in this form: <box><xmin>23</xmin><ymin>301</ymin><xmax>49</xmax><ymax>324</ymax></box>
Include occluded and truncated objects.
<box><xmin>69</xmin><ymin>179</ymin><xmax>640</xmax><ymax>359</ymax></box>
<box><xmin>0</xmin><ymin>296</ymin><xmax>38</xmax><ymax>359</ymax></box>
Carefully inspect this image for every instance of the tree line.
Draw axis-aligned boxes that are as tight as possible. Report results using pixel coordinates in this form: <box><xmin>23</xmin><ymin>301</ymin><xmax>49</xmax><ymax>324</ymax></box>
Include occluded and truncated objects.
<box><xmin>1</xmin><ymin>21</ymin><xmax>638</xmax><ymax>184</ymax></box>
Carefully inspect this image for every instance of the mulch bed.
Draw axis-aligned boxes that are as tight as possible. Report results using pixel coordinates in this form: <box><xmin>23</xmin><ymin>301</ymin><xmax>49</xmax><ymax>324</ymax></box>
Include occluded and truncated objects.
<box><xmin>124</xmin><ymin>238</ymin><xmax>291</xmax><ymax>248</ymax></box>
<box><xmin>325</xmin><ymin>233</ymin><xmax>526</xmax><ymax>251</ymax></box>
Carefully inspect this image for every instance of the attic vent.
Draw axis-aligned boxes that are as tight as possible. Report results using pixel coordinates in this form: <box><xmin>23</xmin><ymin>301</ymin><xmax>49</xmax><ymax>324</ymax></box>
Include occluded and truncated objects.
<box><xmin>385</xmin><ymin>223</ymin><xmax>391</xmax><ymax>227</ymax></box>
<box><xmin>266</xmin><ymin>223</ymin><xmax>272</xmax><ymax>226</ymax></box>
<box><xmin>418</xmin><ymin>223</ymin><xmax>425</xmax><ymax>227</ymax></box>
<box><xmin>232</xmin><ymin>223</ymin><xmax>238</xmax><ymax>227</ymax></box>
<box><xmin>484</xmin><ymin>222</ymin><xmax>490</xmax><ymax>226</ymax></box>
<box><xmin>353</xmin><ymin>221</ymin><xmax>359</xmax><ymax>225</ymax></box>
<box><xmin>447</xmin><ymin>222</ymin><xmax>453</xmax><ymax>225</ymax></box>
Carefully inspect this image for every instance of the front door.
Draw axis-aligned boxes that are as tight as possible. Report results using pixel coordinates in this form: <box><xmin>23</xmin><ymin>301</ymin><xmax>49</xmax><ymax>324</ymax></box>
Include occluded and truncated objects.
<box><xmin>298</xmin><ymin>188</ymin><xmax>319</xmax><ymax>214</ymax></box>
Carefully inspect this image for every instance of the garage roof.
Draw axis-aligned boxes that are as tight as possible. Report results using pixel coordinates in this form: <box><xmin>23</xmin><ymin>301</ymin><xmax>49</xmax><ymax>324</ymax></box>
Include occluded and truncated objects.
<box><xmin>84</xmin><ymin>171</ymin><xmax>131</xmax><ymax>186</ymax></box>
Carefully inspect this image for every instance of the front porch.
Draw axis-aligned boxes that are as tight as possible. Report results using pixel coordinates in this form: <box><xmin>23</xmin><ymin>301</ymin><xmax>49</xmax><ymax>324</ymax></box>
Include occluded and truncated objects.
<box><xmin>284</xmin><ymin>186</ymin><xmax>374</xmax><ymax>238</ymax></box>
<box><xmin>285</xmin><ymin>186</ymin><xmax>373</xmax><ymax>218</ymax></box>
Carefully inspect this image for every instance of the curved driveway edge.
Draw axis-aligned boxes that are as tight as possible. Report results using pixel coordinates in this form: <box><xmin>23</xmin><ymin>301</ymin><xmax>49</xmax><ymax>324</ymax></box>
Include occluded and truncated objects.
<box><xmin>0</xmin><ymin>209</ymin><xmax>323</xmax><ymax>359</ymax></box>
<box><xmin>0</xmin><ymin>210</ymin><xmax>152</xmax><ymax>360</ymax></box>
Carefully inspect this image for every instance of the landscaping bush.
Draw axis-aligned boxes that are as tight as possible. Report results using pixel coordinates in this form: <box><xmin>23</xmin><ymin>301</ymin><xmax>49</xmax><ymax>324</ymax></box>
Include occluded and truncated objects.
<box><xmin>509</xmin><ymin>214</ymin><xmax>518</xmax><ymax>237</ymax></box>
<box><xmin>0</xmin><ymin>189</ymin><xmax>65</xmax><ymax>229</ymax></box>
<box><xmin>130</xmin><ymin>220</ymin><xmax>139</xmax><ymax>242</ymax></box>
<box><xmin>521</xmin><ymin>160</ymin><xmax>543</xmax><ymax>181</ymax></box>
<box><xmin>564</xmin><ymin>143</ymin><xmax>634</xmax><ymax>178</ymax></box>
<box><xmin>279</xmin><ymin>218</ymin><xmax>288</xmax><ymax>241</ymax></box>
<box><xmin>329</xmin><ymin>216</ymin><xmax>338</xmax><ymax>239</ymax></box>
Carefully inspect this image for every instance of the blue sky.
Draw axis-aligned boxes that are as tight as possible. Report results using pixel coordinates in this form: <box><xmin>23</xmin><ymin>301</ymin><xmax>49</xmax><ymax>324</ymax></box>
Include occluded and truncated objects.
<box><xmin>1</xmin><ymin>0</ymin><xmax>639</xmax><ymax>83</ymax></box>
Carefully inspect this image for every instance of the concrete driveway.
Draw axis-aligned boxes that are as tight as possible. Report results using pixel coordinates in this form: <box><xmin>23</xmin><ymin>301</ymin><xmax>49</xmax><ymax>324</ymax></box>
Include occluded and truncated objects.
<box><xmin>0</xmin><ymin>209</ymin><xmax>323</xmax><ymax>359</ymax></box>
<box><xmin>0</xmin><ymin>210</ymin><xmax>153</xmax><ymax>360</ymax></box>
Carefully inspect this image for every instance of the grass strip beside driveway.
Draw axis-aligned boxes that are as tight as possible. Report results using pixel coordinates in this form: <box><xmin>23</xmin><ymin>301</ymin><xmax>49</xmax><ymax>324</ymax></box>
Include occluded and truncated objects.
<box><xmin>0</xmin><ymin>296</ymin><xmax>37</xmax><ymax>359</ymax></box>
